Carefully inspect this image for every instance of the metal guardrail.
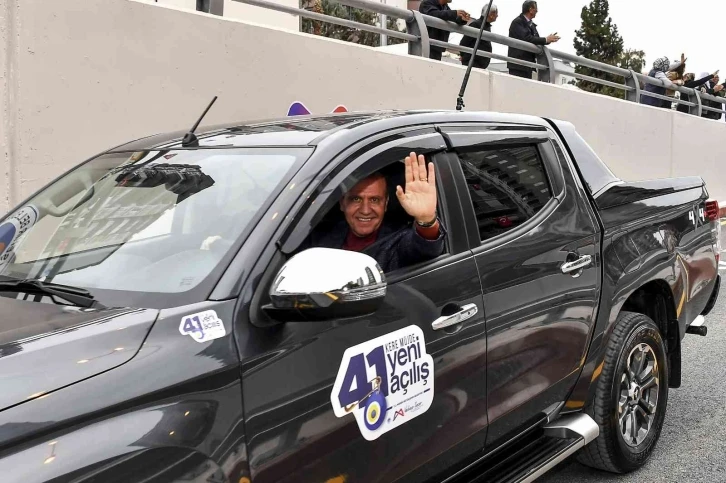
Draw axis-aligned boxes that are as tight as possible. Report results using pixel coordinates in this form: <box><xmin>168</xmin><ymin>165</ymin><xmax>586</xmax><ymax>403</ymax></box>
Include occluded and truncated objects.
<box><xmin>235</xmin><ymin>0</ymin><xmax>726</xmax><ymax>119</ymax></box>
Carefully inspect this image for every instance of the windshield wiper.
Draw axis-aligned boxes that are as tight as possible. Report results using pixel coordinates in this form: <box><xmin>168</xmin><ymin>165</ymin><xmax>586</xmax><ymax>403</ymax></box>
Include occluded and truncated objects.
<box><xmin>0</xmin><ymin>279</ymin><xmax>102</xmax><ymax>308</ymax></box>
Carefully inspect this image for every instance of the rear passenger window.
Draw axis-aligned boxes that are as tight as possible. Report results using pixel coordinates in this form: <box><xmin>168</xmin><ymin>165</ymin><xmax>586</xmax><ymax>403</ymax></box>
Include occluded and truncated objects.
<box><xmin>457</xmin><ymin>145</ymin><xmax>553</xmax><ymax>241</ymax></box>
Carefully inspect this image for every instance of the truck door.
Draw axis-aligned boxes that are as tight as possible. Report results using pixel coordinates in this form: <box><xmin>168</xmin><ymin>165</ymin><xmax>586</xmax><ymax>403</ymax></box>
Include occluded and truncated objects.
<box><xmin>441</xmin><ymin>125</ymin><xmax>602</xmax><ymax>447</ymax></box>
<box><xmin>235</xmin><ymin>131</ymin><xmax>489</xmax><ymax>483</ymax></box>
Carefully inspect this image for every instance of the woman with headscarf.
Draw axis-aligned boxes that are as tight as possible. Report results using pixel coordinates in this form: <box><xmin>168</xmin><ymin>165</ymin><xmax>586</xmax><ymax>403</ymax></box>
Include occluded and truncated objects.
<box><xmin>640</xmin><ymin>54</ymin><xmax>686</xmax><ymax>109</ymax></box>
<box><xmin>676</xmin><ymin>71</ymin><xmax>718</xmax><ymax>114</ymax></box>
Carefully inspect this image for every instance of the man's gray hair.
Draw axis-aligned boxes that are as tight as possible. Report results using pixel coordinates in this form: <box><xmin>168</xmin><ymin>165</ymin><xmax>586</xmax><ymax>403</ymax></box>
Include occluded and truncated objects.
<box><xmin>482</xmin><ymin>3</ymin><xmax>497</xmax><ymax>16</ymax></box>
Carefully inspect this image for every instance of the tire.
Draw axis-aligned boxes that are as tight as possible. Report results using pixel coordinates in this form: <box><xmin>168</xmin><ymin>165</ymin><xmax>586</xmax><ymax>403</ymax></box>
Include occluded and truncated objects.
<box><xmin>577</xmin><ymin>311</ymin><xmax>669</xmax><ymax>473</ymax></box>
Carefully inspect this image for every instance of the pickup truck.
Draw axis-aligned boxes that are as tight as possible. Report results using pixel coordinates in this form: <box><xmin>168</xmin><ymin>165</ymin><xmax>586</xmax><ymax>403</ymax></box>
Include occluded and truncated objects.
<box><xmin>0</xmin><ymin>110</ymin><xmax>720</xmax><ymax>483</ymax></box>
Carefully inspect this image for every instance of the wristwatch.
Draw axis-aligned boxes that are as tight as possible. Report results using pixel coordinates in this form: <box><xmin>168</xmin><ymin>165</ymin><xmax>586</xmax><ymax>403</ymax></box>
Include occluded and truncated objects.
<box><xmin>416</xmin><ymin>215</ymin><xmax>438</xmax><ymax>228</ymax></box>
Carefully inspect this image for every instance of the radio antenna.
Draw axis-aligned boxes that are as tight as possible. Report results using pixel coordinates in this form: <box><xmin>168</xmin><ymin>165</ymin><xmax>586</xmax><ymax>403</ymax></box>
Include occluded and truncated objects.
<box><xmin>182</xmin><ymin>96</ymin><xmax>218</xmax><ymax>147</ymax></box>
<box><xmin>456</xmin><ymin>0</ymin><xmax>494</xmax><ymax>111</ymax></box>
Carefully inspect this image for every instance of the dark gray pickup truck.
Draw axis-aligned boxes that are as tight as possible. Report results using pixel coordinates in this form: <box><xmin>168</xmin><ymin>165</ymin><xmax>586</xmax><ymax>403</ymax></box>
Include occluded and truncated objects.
<box><xmin>0</xmin><ymin>110</ymin><xmax>720</xmax><ymax>482</ymax></box>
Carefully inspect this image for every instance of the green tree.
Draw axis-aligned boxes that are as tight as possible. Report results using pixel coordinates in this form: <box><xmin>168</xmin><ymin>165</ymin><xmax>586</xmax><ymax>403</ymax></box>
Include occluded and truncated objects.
<box><xmin>573</xmin><ymin>0</ymin><xmax>643</xmax><ymax>98</ymax></box>
<box><xmin>301</xmin><ymin>0</ymin><xmax>405</xmax><ymax>47</ymax></box>
<box><xmin>619</xmin><ymin>49</ymin><xmax>646</xmax><ymax>74</ymax></box>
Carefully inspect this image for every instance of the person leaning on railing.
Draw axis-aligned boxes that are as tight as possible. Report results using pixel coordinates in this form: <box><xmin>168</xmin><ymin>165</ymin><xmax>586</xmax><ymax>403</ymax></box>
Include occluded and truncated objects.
<box><xmin>640</xmin><ymin>54</ymin><xmax>685</xmax><ymax>109</ymax></box>
<box><xmin>698</xmin><ymin>72</ymin><xmax>726</xmax><ymax>121</ymax></box>
<box><xmin>419</xmin><ymin>0</ymin><xmax>471</xmax><ymax>61</ymax></box>
<box><xmin>459</xmin><ymin>4</ymin><xmax>498</xmax><ymax>70</ymax></box>
<box><xmin>665</xmin><ymin>62</ymin><xmax>686</xmax><ymax>101</ymax></box>
<box><xmin>676</xmin><ymin>71</ymin><xmax>718</xmax><ymax>115</ymax></box>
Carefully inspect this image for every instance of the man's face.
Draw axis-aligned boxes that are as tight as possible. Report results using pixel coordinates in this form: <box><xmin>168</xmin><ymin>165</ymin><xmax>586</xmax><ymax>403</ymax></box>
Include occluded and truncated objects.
<box><xmin>488</xmin><ymin>10</ymin><xmax>499</xmax><ymax>22</ymax></box>
<box><xmin>529</xmin><ymin>4</ymin><xmax>538</xmax><ymax>18</ymax></box>
<box><xmin>340</xmin><ymin>176</ymin><xmax>388</xmax><ymax>237</ymax></box>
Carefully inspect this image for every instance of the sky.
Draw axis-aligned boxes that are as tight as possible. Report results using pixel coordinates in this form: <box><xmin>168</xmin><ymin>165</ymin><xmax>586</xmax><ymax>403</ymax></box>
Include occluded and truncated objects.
<box><xmin>445</xmin><ymin>0</ymin><xmax>720</xmax><ymax>77</ymax></box>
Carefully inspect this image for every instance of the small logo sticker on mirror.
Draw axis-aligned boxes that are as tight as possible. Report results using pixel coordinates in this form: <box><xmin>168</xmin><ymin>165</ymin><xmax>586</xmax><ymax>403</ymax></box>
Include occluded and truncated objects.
<box><xmin>330</xmin><ymin>325</ymin><xmax>434</xmax><ymax>441</ymax></box>
<box><xmin>179</xmin><ymin>310</ymin><xmax>226</xmax><ymax>343</ymax></box>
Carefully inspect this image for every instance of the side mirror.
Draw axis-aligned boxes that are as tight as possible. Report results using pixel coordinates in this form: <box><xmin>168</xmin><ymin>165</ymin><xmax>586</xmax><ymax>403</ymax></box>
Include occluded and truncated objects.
<box><xmin>267</xmin><ymin>247</ymin><xmax>387</xmax><ymax>321</ymax></box>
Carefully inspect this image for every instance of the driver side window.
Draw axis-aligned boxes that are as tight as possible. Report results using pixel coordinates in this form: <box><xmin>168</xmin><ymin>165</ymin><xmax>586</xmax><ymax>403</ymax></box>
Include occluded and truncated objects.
<box><xmin>301</xmin><ymin>151</ymin><xmax>450</xmax><ymax>275</ymax></box>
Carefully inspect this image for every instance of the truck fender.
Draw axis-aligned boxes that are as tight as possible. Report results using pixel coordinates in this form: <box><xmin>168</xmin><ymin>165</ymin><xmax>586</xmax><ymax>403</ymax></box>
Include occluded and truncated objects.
<box><xmin>0</xmin><ymin>401</ymin><xmax>230</xmax><ymax>483</ymax></box>
<box><xmin>565</xmin><ymin>272</ymin><xmax>681</xmax><ymax>411</ymax></box>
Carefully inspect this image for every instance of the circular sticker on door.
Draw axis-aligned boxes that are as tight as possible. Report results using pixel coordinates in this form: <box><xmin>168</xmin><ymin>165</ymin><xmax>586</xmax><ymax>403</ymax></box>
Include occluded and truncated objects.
<box><xmin>330</xmin><ymin>325</ymin><xmax>434</xmax><ymax>441</ymax></box>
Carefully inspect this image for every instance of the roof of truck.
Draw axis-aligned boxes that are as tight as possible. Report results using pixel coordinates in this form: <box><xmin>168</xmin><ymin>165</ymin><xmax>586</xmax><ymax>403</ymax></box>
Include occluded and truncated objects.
<box><xmin>107</xmin><ymin>110</ymin><xmax>553</xmax><ymax>152</ymax></box>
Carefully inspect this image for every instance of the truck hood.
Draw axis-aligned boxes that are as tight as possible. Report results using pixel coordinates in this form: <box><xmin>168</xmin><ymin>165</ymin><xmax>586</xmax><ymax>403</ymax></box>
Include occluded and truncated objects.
<box><xmin>0</xmin><ymin>296</ymin><xmax>158</xmax><ymax>412</ymax></box>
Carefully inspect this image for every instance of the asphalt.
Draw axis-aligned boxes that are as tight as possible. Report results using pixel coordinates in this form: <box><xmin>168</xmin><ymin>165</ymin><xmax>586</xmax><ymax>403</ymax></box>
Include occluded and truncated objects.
<box><xmin>540</xmin><ymin>236</ymin><xmax>726</xmax><ymax>483</ymax></box>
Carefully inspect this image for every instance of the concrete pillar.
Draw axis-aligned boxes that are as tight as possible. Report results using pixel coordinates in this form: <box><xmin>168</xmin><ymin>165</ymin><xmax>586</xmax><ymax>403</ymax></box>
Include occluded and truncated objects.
<box><xmin>0</xmin><ymin>1</ymin><xmax>18</xmax><ymax>214</ymax></box>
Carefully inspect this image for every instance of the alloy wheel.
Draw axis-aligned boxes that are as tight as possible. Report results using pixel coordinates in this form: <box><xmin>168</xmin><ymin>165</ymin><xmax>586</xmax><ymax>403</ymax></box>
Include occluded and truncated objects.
<box><xmin>618</xmin><ymin>342</ymin><xmax>660</xmax><ymax>447</ymax></box>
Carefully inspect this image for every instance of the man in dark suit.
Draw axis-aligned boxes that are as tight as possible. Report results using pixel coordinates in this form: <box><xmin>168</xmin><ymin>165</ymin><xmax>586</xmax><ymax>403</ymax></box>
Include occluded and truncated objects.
<box><xmin>419</xmin><ymin>0</ymin><xmax>471</xmax><ymax>61</ymax></box>
<box><xmin>459</xmin><ymin>4</ymin><xmax>499</xmax><ymax>70</ymax></box>
<box><xmin>507</xmin><ymin>1</ymin><xmax>559</xmax><ymax>79</ymax></box>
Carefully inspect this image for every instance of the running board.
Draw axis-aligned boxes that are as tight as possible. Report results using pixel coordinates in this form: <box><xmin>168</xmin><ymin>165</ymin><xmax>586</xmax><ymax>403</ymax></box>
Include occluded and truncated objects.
<box><xmin>467</xmin><ymin>414</ymin><xmax>599</xmax><ymax>483</ymax></box>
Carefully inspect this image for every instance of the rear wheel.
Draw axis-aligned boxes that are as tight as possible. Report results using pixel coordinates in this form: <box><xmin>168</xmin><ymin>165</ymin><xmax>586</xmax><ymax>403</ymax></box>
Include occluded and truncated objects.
<box><xmin>577</xmin><ymin>311</ymin><xmax>669</xmax><ymax>473</ymax></box>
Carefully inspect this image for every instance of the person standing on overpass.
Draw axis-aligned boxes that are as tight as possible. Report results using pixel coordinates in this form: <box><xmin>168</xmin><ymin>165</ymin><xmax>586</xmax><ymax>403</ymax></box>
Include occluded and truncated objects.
<box><xmin>419</xmin><ymin>0</ymin><xmax>470</xmax><ymax>61</ymax></box>
<box><xmin>507</xmin><ymin>1</ymin><xmax>559</xmax><ymax>79</ymax></box>
<box><xmin>459</xmin><ymin>4</ymin><xmax>499</xmax><ymax>70</ymax></box>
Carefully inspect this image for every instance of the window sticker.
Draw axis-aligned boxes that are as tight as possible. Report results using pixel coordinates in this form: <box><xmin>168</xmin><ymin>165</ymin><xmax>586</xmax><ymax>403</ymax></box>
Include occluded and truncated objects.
<box><xmin>0</xmin><ymin>205</ymin><xmax>39</xmax><ymax>268</ymax></box>
<box><xmin>330</xmin><ymin>325</ymin><xmax>434</xmax><ymax>441</ymax></box>
<box><xmin>179</xmin><ymin>310</ymin><xmax>226</xmax><ymax>343</ymax></box>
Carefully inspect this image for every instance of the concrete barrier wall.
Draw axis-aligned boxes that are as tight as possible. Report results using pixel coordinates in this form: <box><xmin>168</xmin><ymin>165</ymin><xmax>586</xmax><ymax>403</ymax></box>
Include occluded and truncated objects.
<box><xmin>1</xmin><ymin>0</ymin><xmax>724</xmax><ymax>215</ymax></box>
<box><xmin>489</xmin><ymin>74</ymin><xmax>676</xmax><ymax>183</ymax></box>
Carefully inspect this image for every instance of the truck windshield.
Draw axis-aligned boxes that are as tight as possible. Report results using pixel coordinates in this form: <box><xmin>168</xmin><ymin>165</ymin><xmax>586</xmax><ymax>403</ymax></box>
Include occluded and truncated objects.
<box><xmin>0</xmin><ymin>147</ymin><xmax>310</xmax><ymax>307</ymax></box>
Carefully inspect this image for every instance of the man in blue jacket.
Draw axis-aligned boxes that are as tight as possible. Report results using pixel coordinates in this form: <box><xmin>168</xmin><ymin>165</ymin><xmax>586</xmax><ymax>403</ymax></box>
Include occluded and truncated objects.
<box><xmin>507</xmin><ymin>1</ymin><xmax>559</xmax><ymax>79</ymax></box>
<box><xmin>419</xmin><ymin>0</ymin><xmax>471</xmax><ymax>61</ymax></box>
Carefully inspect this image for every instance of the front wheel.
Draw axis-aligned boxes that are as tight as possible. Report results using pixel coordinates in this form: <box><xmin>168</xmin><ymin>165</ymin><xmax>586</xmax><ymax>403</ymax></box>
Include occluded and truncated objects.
<box><xmin>577</xmin><ymin>311</ymin><xmax>669</xmax><ymax>473</ymax></box>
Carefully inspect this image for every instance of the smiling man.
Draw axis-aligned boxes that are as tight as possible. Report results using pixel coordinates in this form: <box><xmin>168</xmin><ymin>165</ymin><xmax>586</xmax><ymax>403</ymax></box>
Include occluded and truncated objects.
<box><xmin>304</xmin><ymin>152</ymin><xmax>446</xmax><ymax>273</ymax></box>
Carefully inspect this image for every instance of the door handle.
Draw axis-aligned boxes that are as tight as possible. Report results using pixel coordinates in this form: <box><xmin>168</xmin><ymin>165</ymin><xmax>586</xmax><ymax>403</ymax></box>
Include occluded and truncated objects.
<box><xmin>432</xmin><ymin>304</ymin><xmax>479</xmax><ymax>331</ymax></box>
<box><xmin>561</xmin><ymin>254</ymin><xmax>593</xmax><ymax>274</ymax></box>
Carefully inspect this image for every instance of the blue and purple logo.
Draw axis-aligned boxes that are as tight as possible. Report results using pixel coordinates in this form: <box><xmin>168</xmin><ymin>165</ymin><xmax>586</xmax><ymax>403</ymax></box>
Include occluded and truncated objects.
<box><xmin>0</xmin><ymin>222</ymin><xmax>17</xmax><ymax>255</ymax></box>
<box><xmin>287</xmin><ymin>101</ymin><xmax>348</xmax><ymax>117</ymax></box>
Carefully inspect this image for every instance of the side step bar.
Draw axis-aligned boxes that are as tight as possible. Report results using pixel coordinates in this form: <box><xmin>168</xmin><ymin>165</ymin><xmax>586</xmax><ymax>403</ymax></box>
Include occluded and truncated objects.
<box><xmin>470</xmin><ymin>414</ymin><xmax>599</xmax><ymax>483</ymax></box>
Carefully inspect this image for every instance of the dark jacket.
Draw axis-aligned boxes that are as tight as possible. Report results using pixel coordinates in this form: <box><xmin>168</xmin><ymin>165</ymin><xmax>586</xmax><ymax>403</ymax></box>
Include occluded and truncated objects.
<box><xmin>640</xmin><ymin>68</ymin><xmax>669</xmax><ymax>108</ymax></box>
<box><xmin>302</xmin><ymin>219</ymin><xmax>446</xmax><ymax>273</ymax></box>
<box><xmin>677</xmin><ymin>74</ymin><xmax>715</xmax><ymax>114</ymax></box>
<box><xmin>419</xmin><ymin>0</ymin><xmax>466</xmax><ymax>60</ymax></box>
<box><xmin>459</xmin><ymin>18</ymin><xmax>492</xmax><ymax>69</ymax></box>
<box><xmin>698</xmin><ymin>80</ymin><xmax>724</xmax><ymax>120</ymax></box>
<box><xmin>507</xmin><ymin>14</ymin><xmax>546</xmax><ymax>73</ymax></box>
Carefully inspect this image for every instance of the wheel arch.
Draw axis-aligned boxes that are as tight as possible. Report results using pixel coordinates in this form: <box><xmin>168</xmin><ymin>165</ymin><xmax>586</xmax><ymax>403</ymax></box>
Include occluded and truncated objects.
<box><xmin>565</xmin><ymin>276</ymin><xmax>682</xmax><ymax>413</ymax></box>
<box><xmin>620</xmin><ymin>279</ymin><xmax>681</xmax><ymax>388</ymax></box>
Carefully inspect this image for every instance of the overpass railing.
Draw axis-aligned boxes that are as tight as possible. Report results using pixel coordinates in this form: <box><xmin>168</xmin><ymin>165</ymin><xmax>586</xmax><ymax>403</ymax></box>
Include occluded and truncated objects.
<box><xmin>235</xmin><ymin>0</ymin><xmax>726</xmax><ymax>119</ymax></box>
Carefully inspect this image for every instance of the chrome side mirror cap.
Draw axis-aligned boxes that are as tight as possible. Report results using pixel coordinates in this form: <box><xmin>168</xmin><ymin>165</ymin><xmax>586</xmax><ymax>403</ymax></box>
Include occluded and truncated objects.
<box><xmin>269</xmin><ymin>247</ymin><xmax>387</xmax><ymax>320</ymax></box>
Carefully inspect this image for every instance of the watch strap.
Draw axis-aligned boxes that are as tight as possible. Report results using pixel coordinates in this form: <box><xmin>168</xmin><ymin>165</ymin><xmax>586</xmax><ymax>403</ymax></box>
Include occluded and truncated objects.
<box><xmin>415</xmin><ymin>215</ymin><xmax>438</xmax><ymax>228</ymax></box>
